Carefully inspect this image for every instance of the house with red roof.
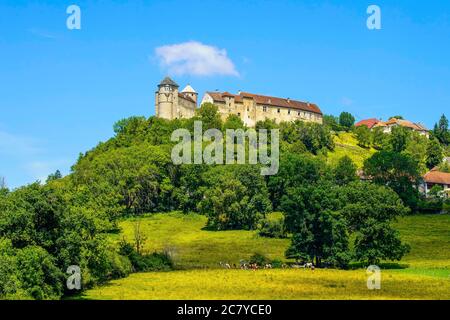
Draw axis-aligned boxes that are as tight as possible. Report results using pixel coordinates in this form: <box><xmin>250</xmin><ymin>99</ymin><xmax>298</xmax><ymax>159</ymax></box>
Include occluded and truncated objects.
<box><xmin>355</xmin><ymin>118</ymin><xmax>381</xmax><ymax>129</ymax></box>
<box><xmin>356</xmin><ymin>117</ymin><xmax>429</xmax><ymax>138</ymax></box>
<box><xmin>423</xmin><ymin>168</ymin><xmax>450</xmax><ymax>198</ymax></box>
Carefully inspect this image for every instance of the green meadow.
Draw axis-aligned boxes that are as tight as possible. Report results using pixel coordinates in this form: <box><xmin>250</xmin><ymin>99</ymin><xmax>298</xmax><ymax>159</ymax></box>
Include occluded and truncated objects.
<box><xmin>327</xmin><ymin>132</ymin><xmax>376</xmax><ymax>168</ymax></box>
<box><xmin>84</xmin><ymin>213</ymin><xmax>450</xmax><ymax>300</ymax></box>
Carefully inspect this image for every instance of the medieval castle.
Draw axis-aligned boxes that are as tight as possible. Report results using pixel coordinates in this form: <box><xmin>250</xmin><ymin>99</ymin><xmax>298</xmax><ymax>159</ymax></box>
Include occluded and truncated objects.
<box><xmin>155</xmin><ymin>77</ymin><xmax>323</xmax><ymax>127</ymax></box>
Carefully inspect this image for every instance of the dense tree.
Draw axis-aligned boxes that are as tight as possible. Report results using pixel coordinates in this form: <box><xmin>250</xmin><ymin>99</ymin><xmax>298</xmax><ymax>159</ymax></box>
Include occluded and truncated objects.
<box><xmin>339</xmin><ymin>112</ymin><xmax>355</xmax><ymax>129</ymax></box>
<box><xmin>72</xmin><ymin>144</ymin><xmax>175</xmax><ymax>215</ymax></box>
<box><xmin>426</xmin><ymin>138</ymin><xmax>443</xmax><ymax>169</ymax></box>
<box><xmin>46</xmin><ymin>170</ymin><xmax>62</xmax><ymax>183</ymax></box>
<box><xmin>371</xmin><ymin>127</ymin><xmax>389</xmax><ymax>150</ymax></box>
<box><xmin>172</xmin><ymin>164</ymin><xmax>208</xmax><ymax>213</ymax></box>
<box><xmin>0</xmin><ymin>182</ymin><xmax>127</xmax><ymax>299</ymax></box>
<box><xmin>199</xmin><ymin>165</ymin><xmax>272</xmax><ymax>230</ymax></box>
<box><xmin>338</xmin><ymin>182</ymin><xmax>410</xmax><ymax>265</ymax></box>
<box><xmin>389</xmin><ymin>126</ymin><xmax>410</xmax><ymax>153</ymax></box>
<box><xmin>334</xmin><ymin>156</ymin><xmax>358</xmax><ymax>185</ymax></box>
<box><xmin>280</xmin><ymin>121</ymin><xmax>334</xmax><ymax>154</ymax></box>
<box><xmin>113</xmin><ymin>116</ymin><xmax>147</xmax><ymax>135</ymax></box>
<box><xmin>283</xmin><ymin>181</ymin><xmax>410</xmax><ymax>267</ymax></box>
<box><xmin>354</xmin><ymin>125</ymin><xmax>372</xmax><ymax>148</ymax></box>
<box><xmin>363</xmin><ymin>151</ymin><xmax>421</xmax><ymax>210</ymax></box>
<box><xmin>402</xmin><ymin>132</ymin><xmax>428</xmax><ymax>174</ymax></box>
<box><xmin>268</xmin><ymin>153</ymin><xmax>329</xmax><ymax>209</ymax></box>
<box><xmin>193</xmin><ymin>103</ymin><xmax>223</xmax><ymax>131</ymax></box>
<box><xmin>223</xmin><ymin>114</ymin><xmax>245</xmax><ymax>130</ymax></box>
<box><xmin>14</xmin><ymin>246</ymin><xmax>64</xmax><ymax>299</ymax></box>
<box><xmin>255</xmin><ymin>118</ymin><xmax>279</xmax><ymax>131</ymax></box>
<box><xmin>0</xmin><ymin>239</ymin><xmax>22</xmax><ymax>298</ymax></box>
<box><xmin>433</xmin><ymin>114</ymin><xmax>450</xmax><ymax>145</ymax></box>
<box><xmin>282</xmin><ymin>182</ymin><xmax>350</xmax><ymax>267</ymax></box>
<box><xmin>323</xmin><ymin>114</ymin><xmax>341</xmax><ymax>131</ymax></box>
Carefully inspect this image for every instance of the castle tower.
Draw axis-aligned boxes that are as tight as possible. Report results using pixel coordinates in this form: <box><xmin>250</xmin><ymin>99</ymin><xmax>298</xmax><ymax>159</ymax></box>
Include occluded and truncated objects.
<box><xmin>181</xmin><ymin>84</ymin><xmax>198</xmax><ymax>104</ymax></box>
<box><xmin>155</xmin><ymin>76</ymin><xmax>179</xmax><ymax>119</ymax></box>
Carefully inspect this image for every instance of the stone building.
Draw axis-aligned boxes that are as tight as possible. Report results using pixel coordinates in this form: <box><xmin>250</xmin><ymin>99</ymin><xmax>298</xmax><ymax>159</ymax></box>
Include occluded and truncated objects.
<box><xmin>155</xmin><ymin>77</ymin><xmax>197</xmax><ymax>120</ymax></box>
<box><xmin>201</xmin><ymin>91</ymin><xmax>323</xmax><ymax>127</ymax></box>
<box><xmin>155</xmin><ymin>77</ymin><xmax>323</xmax><ymax>127</ymax></box>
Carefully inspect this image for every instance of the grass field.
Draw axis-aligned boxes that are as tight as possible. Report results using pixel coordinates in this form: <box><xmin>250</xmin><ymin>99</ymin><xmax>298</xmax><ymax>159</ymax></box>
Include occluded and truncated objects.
<box><xmin>83</xmin><ymin>212</ymin><xmax>450</xmax><ymax>300</ymax></box>
<box><xmin>84</xmin><ymin>269</ymin><xmax>449</xmax><ymax>300</ymax></box>
<box><xmin>328</xmin><ymin>132</ymin><xmax>376</xmax><ymax>168</ymax></box>
<box><xmin>108</xmin><ymin>213</ymin><xmax>289</xmax><ymax>269</ymax></box>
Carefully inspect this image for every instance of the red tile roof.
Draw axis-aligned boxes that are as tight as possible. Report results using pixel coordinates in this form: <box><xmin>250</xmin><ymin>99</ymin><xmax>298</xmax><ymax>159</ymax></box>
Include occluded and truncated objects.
<box><xmin>424</xmin><ymin>170</ymin><xmax>450</xmax><ymax>185</ymax></box>
<box><xmin>356</xmin><ymin>118</ymin><xmax>429</xmax><ymax>132</ymax></box>
<box><xmin>205</xmin><ymin>91</ymin><xmax>322</xmax><ymax>114</ymax></box>
<box><xmin>355</xmin><ymin>118</ymin><xmax>380</xmax><ymax>129</ymax></box>
<box><xmin>385</xmin><ymin>118</ymin><xmax>428</xmax><ymax>131</ymax></box>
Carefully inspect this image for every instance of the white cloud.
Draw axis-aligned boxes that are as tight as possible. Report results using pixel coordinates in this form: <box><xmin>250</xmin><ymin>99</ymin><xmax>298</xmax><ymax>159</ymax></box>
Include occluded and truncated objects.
<box><xmin>155</xmin><ymin>41</ymin><xmax>239</xmax><ymax>77</ymax></box>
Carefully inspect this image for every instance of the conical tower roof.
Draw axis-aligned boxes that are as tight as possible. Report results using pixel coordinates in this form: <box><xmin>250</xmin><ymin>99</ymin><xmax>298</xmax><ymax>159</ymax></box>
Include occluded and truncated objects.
<box><xmin>181</xmin><ymin>84</ymin><xmax>196</xmax><ymax>93</ymax></box>
<box><xmin>158</xmin><ymin>76</ymin><xmax>179</xmax><ymax>88</ymax></box>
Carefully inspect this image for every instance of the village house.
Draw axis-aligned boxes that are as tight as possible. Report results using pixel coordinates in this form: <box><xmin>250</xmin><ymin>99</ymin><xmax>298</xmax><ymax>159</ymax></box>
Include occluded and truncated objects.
<box><xmin>355</xmin><ymin>117</ymin><xmax>429</xmax><ymax>137</ymax></box>
<box><xmin>423</xmin><ymin>168</ymin><xmax>450</xmax><ymax>198</ymax></box>
<box><xmin>155</xmin><ymin>77</ymin><xmax>323</xmax><ymax>127</ymax></box>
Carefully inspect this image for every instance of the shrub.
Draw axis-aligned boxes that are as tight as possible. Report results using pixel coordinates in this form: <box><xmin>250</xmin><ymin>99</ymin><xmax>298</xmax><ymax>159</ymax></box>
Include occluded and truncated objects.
<box><xmin>443</xmin><ymin>199</ymin><xmax>450</xmax><ymax>214</ymax></box>
<box><xmin>15</xmin><ymin>246</ymin><xmax>64</xmax><ymax>300</ymax></box>
<box><xmin>249</xmin><ymin>253</ymin><xmax>272</xmax><ymax>267</ymax></box>
<box><xmin>417</xmin><ymin>199</ymin><xmax>443</xmax><ymax>214</ymax></box>
<box><xmin>258</xmin><ymin>213</ymin><xmax>287</xmax><ymax>238</ymax></box>
<box><xmin>271</xmin><ymin>259</ymin><xmax>284</xmax><ymax>268</ymax></box>
<box><xmin>119</xmin><ymin>239</ymin><xmax>173</xmax><ymax>272</ymax></box>
<box><xmin>107</xmin><ymin>251</ymin><xmax>133</xmax><ymax>279</ymax></box>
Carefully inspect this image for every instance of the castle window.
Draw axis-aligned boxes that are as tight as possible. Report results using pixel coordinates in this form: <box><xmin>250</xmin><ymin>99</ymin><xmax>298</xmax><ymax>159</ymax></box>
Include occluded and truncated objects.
<box><xmin>298</xmin><ymin>111</ymin><xmax>301</xmax><ymax>116</ymax></box>
<box><xmin>277</xmin><ymin>108</ymin><xmax>281</xmax><ymax>113</ymax></box>
<box><xmin>288</xmin><ymin>109</ymin><xmax>291</xmax><ymax>115</ymax></box>
<box><xmin>263</xmin><ymin>106</ymin><xmax>267</xmax><ymax>112</ymax></box>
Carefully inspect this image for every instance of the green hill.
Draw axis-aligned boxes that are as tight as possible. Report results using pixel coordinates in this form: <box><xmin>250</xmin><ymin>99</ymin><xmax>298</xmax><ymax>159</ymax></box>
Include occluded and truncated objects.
<box><xmin>327</xmin><ymin>132</ymin><xmax>376</xmax><ymax>168</ymax></box>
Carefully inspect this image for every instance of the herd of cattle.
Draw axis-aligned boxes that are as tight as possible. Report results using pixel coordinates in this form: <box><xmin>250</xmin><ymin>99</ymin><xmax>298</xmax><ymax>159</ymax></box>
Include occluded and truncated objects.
<box><xmin>219</xmin><ymin>261</ymin><xmax>315</xmax><ymax>270</ymax></box>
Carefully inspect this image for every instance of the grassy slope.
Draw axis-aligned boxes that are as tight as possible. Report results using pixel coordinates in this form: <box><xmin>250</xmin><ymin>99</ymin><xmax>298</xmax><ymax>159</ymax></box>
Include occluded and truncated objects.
<box><xmin>108</xmin><ymin>213</ymin><xmax>289</xmax><ymax>269</ymax></box>
<box><xmin>392</xmin><ymin>214</ymin><xmax>450</xmax><ymax>280</ymax></box>
<box><xmin>85</xmin><ymin>213</ymin><xmax>450</xmax><ymax>300</ymax></box>
<box><xmin>328</xmin><ymin>132</ymin><xmax>376</xmax><ymax>168</ymax></box>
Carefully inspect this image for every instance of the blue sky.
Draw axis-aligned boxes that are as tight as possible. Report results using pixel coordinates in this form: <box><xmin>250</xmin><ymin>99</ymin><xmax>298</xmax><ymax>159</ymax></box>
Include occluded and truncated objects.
<box><xmin>1</xmin><ymin>0</ymin><xmax>450</xmax><ymax>188</ymax></box>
